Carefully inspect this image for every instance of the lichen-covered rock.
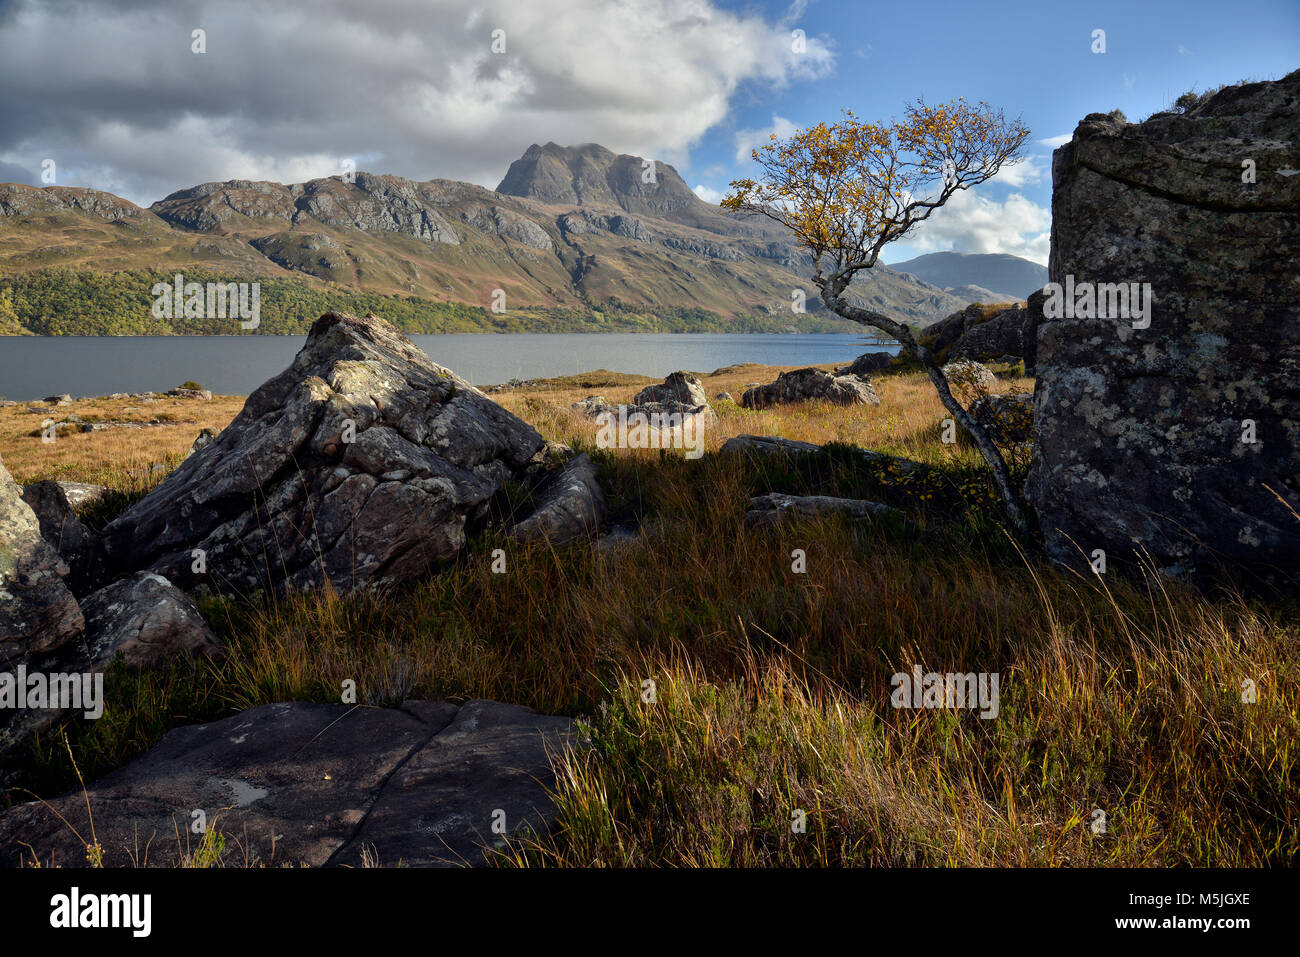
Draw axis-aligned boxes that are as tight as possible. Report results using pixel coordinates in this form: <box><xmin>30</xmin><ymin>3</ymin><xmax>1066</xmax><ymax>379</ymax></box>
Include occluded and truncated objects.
<box><xmin>1028</xmin><ymin>71</ymin><xmax>1300</xmax><ymax>578</ymax></box>
<box><xmin>20</xmin><ymin>480</ymin><xmax>104</xmax><ymax>595</ymax></box>
<box><xmin>741</xmin><ymin>368</ymin><xmax>879</xmax><ymax>409</ymax></box>
<box><xmin>101</xmin><ymin>312</ymin><xmax>544</xmax><ymax>595</ymax></box>
<box><xmin>632</xmin><ymin>371</ymin><xmax>709</xmax><ymax>410</ymax></box>
<box><xmin>951</xmin><ymin>304</ymin><xmax>1035</xmax><ymax>366</ymax></box>
<box><xmin>509</xmin><ymin>453</ymin><xmax>607</xmax><ymax>544</ymax></box>
<box><xmin>80</xmin><ymin>572</ymin><xmax>223</xmax><ymax>669</ymax></box>
<box><xmin>0</xmin><ymin>454</ymin><xmax>83</xmax><ymax>658</ymax></box>
<box><xmin>744</xmin><ymin>493</ymin><xmax>904</xmax><ymax>528</ymax></box>
<box><xmin>941</xmin><ymin>359</ymin><xmax>998</xmax><ymax>394</ymax></box>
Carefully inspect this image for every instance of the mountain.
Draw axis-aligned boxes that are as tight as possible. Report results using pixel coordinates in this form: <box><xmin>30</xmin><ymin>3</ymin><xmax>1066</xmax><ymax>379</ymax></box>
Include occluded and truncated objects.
<box><xmin>0</xmin><ymin>145</ymin><xmax>974</xmax><ymax>328</ymax></box>
<box><xmin>887</xmin><ymin>252</ymin><xmax>1047</xmax><ymax>303</ymax></box>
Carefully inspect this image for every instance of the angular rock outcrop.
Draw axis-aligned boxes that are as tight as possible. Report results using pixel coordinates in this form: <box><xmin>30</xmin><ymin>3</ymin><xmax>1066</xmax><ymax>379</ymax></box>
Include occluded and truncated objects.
<box><xmin>0</xmin><ymin>699</ymin><xmax>575</xmax><ymax>868</ymax></box>
<box><xmin>80</xmin><ymin>572</ymin><xmax>224</xmax><ymax>670</ymax></box>
<box><xmin>741</xmin><ymin>368</ymin><xmax>879</xmax><ymax>409</ymax></box>
<box><xmin>631</xmin><ymin>370</ymin><xmax>710</xmax><ymax>410</ymax></box>
<box><xmin>1028</xmin><ymin>72</ymin><xmax>1300</xmax><ymax>578</ymax></box>
<box><xmin>509</xmin><ymin>453</ymin><xmax>607</xmax><ymax>544</ymax></box>
<box><xmin>101</xmin><ymin>312</ymin><xmax>545</xmax><ymax>595</ymax></box>
<box><xmin>0</xmin><ymin>454</ymin><xmax>83</xmax><ymax>660</ymax></box>
<box><xmin>21</xmin><ymin>480</ymin><xmax>104</xmax><ymax>595</ymax></box>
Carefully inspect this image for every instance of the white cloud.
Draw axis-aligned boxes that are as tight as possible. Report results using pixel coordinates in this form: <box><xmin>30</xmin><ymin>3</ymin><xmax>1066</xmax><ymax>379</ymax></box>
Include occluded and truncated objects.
<box><xmin>1177</xmin><ymin>44</ymin><xmax>1193</xmax><ymax>55</ymax></box>
<box><xmin>693</xmin><ymin>183</ymin><xmax>725</xmax><ymax>204</ymax></box>
<box><xmin>733</xmin><ymin>115</ymin><xmax>799</xmax><ymax>164</ymax></box>
<box><xmin>905</xmin><ymin>188</ymin><xmax>1050</xmax><ymax>265</ymax></box>
<box><xmin>991</xmin><ymin>155</ymin><xmax>1044</xmax><ymax>188</ymax></box>
<box><xmin>0</xmin><ymin>0</ymin><xmax>835</xmax><ymax>205</ymax></box>
<box><xmin>1038</xmin><ymin>134</ymin><xmax>1072</xmax><ymax>148</ymax></box>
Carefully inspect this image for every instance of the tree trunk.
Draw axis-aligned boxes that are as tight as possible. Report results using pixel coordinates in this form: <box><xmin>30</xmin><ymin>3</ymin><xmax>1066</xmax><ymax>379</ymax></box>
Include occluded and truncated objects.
<box><xmin>821</xmin><ymin>286</ymin><xmax>1030</xmax><ymax>534</ymax></box>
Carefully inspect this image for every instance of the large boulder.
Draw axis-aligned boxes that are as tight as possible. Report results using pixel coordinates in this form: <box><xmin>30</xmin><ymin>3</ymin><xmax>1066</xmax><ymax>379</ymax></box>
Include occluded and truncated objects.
<box><xmin>951</xmin><ymin>303</ymin><xmax>1033</xmax><ymax>365</ymax></box>
<box><xmin>0</xmin><ymin>699</ymin><xmax>575</xmax><ymax>868</ymax></box>
<box><xmin>101</xmin><ymin>312</ymin><xmax>545</xmax><ymax>595</ymax></box>
<box><xmin>1028</xmin><ymin>72</ymin><xmax>1300</xmax><ymax>578</ymax></box>
<box><xmin>741</xmin><ymin>368</ymin><xmax>879</xmax><ymax>409</ymax></box>
<box><xmin>920</xmin><ymin>301</ymin><xmax>1039</xmax><ymax>368</ymax></box>
<box><xmin>0</xmin><ymin>454</ymin><xmax>83</xmax><ymax>659</ymax></box>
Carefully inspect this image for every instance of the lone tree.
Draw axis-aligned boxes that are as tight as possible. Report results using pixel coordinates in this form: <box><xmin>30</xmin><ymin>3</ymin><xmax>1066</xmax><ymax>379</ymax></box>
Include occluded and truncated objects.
<box><xmin>722</xmin><ymin>101</ymin><xmax>1031</xmax><ymax>531</ymax></box>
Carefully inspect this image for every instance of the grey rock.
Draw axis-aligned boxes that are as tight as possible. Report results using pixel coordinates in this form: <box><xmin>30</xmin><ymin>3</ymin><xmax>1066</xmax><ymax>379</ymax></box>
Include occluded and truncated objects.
<box><xmin>573</xmin><ymin>373</ymin><xmax>717</xmax><ymax>429</ymax></box>
<box><xmin>100</xmin><ymin>312</ymin><xmax>544</xmax><ymax>595</ymax></box>
<box><xmin>741</xmin><ymin>368</ymin><xmax>879</xmax><ymax>409</ymax></box>
<box><xmin>719</xmin><ymin>434</ymin><xmax>823</xmax><ymax>457</ymax></box>
<box><xmin>632</xmin><ymin>371</ymin><xmax>710</xmax><ymax>409</ymax></box>
<box><xmin>921</xmin><ymin>301</ymin><xmax>1039</xmax><ymax>368</ymax></box>
<box><xmin>80</xmin><ymin>572</ymin><xmax>223</xmax><ymax>670</ymax></box>
<box><xmin>509</xmin><ymin>453</ymin><xmax>606</xmax><ymax>544</ymax></box>
<box><xmin>187</xmin><ymin>427</ymin><xmax>218</xmax><ymax>457</ymax></box>
<box><xmin>20</xmin><ymin>480</ymin><xmax>103</xmax><ymax>595</ymax></box>
<box><xmin>0</xmin><ymin>453</ymin><xmax>83</xmax><ymax>660</ymax></box>
<box><xmin>745</xmin><ymin>493</ymin><xmax>904</xmax><ymax>528</ymax></box>
<box><xmin>835</xmin><ymin>351</ymin><xmax>894</xmax><ymax>377</ymax></box>
<box><xmin>571</xmin><ymin>395</ymin><xmax>612</xmax><ymax>418</ymax></box>
<box><xmin>166</xmin><ymin>388</ymin><xmax>213</xmax><ymax>401</ymax></box>
<box><xmin>715</xmin><ymin>391</ymin><xmax>734</xmax><ymax>402</ymax></box>
<box><xmin>0</xmin><ymin>699</ymin><xmax>574</xmax><ymax>868</ymax></box>
<box><xmin>1028</xmin><ymin>71</ymin><xmax>1300</xmax><ymax>578</ymax></box>
<box><xmin>941</xmin><ymin>359</ymin><xmax>998</xmax><ymax>393</ymax></box>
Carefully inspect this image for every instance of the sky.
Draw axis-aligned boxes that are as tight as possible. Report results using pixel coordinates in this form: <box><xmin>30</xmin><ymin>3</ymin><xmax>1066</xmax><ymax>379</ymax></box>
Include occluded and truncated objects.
<box><xmin>0</xmin><ymin>0</ymin><xmax>1295</xmax><ymax>266</ymax></box>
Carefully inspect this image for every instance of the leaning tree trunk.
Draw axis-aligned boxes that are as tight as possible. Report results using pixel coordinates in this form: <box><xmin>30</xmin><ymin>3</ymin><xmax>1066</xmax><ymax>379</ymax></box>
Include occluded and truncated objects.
<box><xmin>821</xmin><ymin>285</ymin><xmax>1029</xmax><ymax>534</ymax></box>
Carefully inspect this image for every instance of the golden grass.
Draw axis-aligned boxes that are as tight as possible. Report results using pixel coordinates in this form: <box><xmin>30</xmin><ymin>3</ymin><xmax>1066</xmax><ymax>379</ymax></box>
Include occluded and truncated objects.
<box><xmin>0</xmin><ymin>394</ymin><xmax>245</xmax><ymax>485</ymax></box>
<box><xmin>5</xmin><ymin>362</ymin><xmax>1295</xmax><ymax>868</ymax></box>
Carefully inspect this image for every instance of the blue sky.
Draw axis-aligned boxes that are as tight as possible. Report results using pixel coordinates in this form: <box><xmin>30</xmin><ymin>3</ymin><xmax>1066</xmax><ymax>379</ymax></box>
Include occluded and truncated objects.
<box><xmin>0</xmin><ymin>0</ymin><xmax>1295</xmax><ymax>267</ymax></box>
<box><xmin>680</xmin><ymin>0</ymin><xmax>1300</xmax><ymax>264</ymax></box>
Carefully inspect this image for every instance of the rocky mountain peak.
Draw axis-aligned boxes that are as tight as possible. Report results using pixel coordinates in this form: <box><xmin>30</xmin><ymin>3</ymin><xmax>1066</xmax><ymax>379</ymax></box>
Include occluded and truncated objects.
<box><xmin>496</xmin><ymin>141</ymin><xmax>706</xmax><ymax>219</ymax></box>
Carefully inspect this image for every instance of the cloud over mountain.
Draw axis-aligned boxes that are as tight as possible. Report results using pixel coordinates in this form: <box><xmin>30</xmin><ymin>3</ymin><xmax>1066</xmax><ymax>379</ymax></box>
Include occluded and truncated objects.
<box><xmin>0</xmin><ymin>0</ymin><xmax>834</xmax><ymax>205</ymax></box>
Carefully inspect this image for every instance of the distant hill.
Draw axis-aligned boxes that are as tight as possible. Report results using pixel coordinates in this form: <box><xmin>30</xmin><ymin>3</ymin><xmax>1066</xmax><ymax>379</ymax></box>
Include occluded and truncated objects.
<box><xmin>0</xmin><ymin>143</ymin><xmax>978</xmax><ymax>333</ymax></box>
<box><xmin>888</xmin><ymin>252</ymin><xmax>1047</xmax><ymax>302</ymax></box>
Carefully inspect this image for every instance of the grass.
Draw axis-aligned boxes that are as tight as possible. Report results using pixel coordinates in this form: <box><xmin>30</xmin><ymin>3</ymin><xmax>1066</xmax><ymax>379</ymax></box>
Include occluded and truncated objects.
<box><xmin>2</xmin><ymin>361</ymin><xmax>1295</xmax><ymax>867</ymax></box>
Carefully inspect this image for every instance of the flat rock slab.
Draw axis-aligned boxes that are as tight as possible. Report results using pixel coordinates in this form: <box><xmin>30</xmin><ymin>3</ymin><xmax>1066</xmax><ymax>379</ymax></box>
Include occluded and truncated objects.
<box><xmin>0</xmin><ymin>699</ymin><xmax>574</xmax><ymax>868</ymax></box>
<box><xmin>745</xmin><ymin>492</ymin><xmax>906</xmax><ymax>528</ymax></box>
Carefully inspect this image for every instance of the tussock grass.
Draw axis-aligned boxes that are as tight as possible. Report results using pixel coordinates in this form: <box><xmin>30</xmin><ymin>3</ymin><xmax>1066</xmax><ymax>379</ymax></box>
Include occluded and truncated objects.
<box><xmin>3</xmin><ymin>368</ymin><xmax>1295</xmax><ymax>866</ymax></box>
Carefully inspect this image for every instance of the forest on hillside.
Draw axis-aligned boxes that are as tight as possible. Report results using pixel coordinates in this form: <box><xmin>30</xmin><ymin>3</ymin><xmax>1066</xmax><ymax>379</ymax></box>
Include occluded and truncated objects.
<box><xmin>0</xmin><ymin>269</ymin><xmax>863</xmax><ymax>336</ymax></box>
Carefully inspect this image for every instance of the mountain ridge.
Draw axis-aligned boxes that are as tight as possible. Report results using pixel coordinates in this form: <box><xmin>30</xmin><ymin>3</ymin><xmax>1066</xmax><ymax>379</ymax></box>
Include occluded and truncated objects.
<box><xmin>0</xmin><ymin>143</ymin><xmax>999</xmax><ymax>328</ymax></box>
